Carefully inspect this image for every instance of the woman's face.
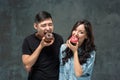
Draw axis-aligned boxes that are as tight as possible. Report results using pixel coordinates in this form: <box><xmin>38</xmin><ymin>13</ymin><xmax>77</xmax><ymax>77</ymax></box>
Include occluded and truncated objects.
<box><xmin>72</xmin><ymin>24</ymin><xmax>87</xmax><ymax>46</ymax></box>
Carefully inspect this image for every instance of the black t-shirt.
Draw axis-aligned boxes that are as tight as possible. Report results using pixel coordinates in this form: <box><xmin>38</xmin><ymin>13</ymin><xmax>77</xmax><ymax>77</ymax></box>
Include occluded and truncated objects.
<box><xmin>22</xmin><ymin>33</ymin><xmax>64</xmax><ymax>80</ymax></box>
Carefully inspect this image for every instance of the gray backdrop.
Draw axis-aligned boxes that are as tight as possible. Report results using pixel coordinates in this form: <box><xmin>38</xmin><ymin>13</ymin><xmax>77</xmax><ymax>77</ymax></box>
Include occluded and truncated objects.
<box><xmin>0</xmin><ymin>0</ymin><xmax>120</xmax><ymax>80</ymax></box>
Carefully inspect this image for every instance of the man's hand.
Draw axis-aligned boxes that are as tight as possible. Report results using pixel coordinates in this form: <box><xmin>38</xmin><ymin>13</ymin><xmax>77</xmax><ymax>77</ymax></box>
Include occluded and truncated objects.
<box><xmin>40</xmin><ymin>36</ymin><xmax>54</xmax><ymax>48</ymax></box>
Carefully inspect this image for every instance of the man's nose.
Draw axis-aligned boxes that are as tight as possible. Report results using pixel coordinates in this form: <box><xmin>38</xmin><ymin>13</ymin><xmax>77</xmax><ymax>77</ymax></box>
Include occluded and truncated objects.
<box><xmin>45</xmin><ymin>26</ymin><xmax>51</xmax><ymax>32</ymax></box>
<box><xmin>46</xmin><ymin>25</ymin><xmax>50</xmax><ymax>30</ymax></box>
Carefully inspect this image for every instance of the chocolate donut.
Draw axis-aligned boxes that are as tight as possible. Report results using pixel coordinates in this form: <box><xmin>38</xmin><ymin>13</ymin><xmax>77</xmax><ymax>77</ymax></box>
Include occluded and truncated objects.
<box><xmin>44</xmin><ymin>32</ymin><xmax>54</xmax><ymax>43</ymax></box>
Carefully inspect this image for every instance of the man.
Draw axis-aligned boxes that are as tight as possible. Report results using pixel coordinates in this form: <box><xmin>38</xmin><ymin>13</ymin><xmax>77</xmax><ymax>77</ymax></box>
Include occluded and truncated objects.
<box><xmin>22</xmin><ymin>11</ymin><xmax>64</xmax><ymax>80</ymax></box>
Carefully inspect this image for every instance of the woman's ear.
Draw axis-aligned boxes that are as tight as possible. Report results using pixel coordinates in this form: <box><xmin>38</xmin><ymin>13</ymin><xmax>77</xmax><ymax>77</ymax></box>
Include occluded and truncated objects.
<box><xmin>34</xmin><ymin>23</ymin><xmax>37</xmax><ymax>30</ymax></box>
<box><xmin>85</xmin><ymin>35</ymin><xmax>88</xmax><ymax>39</ymax></box>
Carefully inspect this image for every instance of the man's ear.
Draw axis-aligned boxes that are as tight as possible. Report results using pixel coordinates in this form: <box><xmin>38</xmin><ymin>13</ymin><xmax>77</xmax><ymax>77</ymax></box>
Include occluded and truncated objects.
<box><xmin>34</xmin><ymin>23</ymin><xmax>37</xmax><ymax>30</ymax></box>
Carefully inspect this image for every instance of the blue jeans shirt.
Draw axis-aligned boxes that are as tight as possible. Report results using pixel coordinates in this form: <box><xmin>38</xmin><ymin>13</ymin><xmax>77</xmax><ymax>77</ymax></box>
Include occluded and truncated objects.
<box><xmin>59</xmin><ymin>44</ymin><xmax>96</xmax><ymax>80</ymax></box>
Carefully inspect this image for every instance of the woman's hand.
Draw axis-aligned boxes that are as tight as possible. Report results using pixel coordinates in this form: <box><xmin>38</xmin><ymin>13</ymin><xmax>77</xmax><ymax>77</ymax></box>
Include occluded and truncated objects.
<box><xmin>66</xmin><ymin>40</ymin><xmax>78</xmax><ymax>53</ymax></box>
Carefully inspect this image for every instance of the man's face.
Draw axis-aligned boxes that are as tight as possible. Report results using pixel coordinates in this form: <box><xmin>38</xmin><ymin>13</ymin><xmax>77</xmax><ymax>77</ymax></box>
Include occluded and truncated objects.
<box><xmin>34</xmin><ymin>18</ymin><xmax>54</xmax><ymax>38</ymax></box>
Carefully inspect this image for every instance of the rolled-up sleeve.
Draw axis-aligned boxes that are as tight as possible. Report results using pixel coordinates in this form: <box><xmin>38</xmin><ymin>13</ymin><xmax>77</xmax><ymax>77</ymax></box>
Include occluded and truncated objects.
<box><xmin>81</xmin><ymin>51</ymin><xmax>96</xmax><ymax>76</ymax></box>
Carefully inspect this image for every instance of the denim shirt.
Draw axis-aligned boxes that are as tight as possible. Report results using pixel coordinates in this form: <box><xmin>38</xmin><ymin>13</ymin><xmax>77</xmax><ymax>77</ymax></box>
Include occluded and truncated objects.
<box><xmin>59</xmin><ymin>44</ymin><xmax>96</xmax><ymax>80</ymax></box>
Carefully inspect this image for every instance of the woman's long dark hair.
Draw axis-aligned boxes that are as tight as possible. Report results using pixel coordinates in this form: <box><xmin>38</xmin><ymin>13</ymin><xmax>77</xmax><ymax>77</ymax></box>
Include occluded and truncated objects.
<box><xmin>62</xmin><ymin>19</ymin><xmax>96</xmax><ymax>65</ymax></box>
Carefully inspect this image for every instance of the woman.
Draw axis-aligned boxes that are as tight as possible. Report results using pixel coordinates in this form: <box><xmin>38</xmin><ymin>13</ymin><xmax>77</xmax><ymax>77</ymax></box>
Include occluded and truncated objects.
<box><xmin>59</xmin><ymin>20</ymin><xmax>96</xmax><ymax>80</ymax></box>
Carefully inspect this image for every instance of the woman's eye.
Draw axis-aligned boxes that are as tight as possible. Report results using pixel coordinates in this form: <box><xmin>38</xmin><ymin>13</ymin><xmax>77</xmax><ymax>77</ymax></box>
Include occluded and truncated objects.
<box><xmin>80</xmin><ymin>32</ymin><xmax>84</xmax><ymax>34</ymax></box>
<box><xmin>79</xmin><ymin>31</ymin><xmax>85</xmax><ymax>34</ymax></box>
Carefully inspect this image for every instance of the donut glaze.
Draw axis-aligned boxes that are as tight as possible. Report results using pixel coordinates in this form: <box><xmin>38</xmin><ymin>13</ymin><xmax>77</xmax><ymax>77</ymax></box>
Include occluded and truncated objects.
<box><xmin>44</xmin><ymin>32</ymin><xmax>54</xmax><ymax>43</ymax></box>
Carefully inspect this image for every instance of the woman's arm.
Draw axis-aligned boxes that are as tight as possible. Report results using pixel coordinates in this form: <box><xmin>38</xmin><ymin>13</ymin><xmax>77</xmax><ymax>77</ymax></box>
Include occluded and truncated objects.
<box><xmin>67</xmin><ymin>40</ymin><xmax>83</xmax><ymax>77</ymax></box>
<box><xmin>73</xmin><ymin>51</ymin><xmax>83</xmax><ymax>77</ymax></box>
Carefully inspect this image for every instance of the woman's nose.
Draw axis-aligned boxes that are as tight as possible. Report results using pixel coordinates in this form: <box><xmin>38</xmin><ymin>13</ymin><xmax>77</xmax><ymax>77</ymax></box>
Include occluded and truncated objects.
<box><xmin>74</xmin><ymin>31</ymin><xmax>78</xmax><ymax>36</ymax></box>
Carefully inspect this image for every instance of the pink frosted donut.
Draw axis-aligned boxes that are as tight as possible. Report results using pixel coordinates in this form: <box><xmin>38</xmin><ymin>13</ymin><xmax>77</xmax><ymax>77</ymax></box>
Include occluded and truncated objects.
<box><xmin>70</xmin><ymin>36</ymin><xmax>78</xmax><ymax>45</ymax></box>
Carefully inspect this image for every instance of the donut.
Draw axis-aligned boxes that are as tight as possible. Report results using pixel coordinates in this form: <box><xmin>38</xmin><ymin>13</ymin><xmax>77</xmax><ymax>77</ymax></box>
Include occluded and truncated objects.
<box><xmin>70</xmin><ymin>36</ymin><xmax>78</xmax><ymax>45</ymax></box>
<box><xmin>44</xmin><ymin>32</ymin><xmax>54</xmax><ymax>43</ymax></box>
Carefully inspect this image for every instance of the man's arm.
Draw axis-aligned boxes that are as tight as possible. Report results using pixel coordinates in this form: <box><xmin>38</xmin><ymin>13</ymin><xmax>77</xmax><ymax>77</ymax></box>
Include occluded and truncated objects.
<box><xmin>22</xmin><ymin>44</ymin><xmax>43</xmax><ymax>72</ymax></box>
<box><xmin>22</xmin><ymin>37</ymin><xmax>54</xmax><ymax>72</ymax></box>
